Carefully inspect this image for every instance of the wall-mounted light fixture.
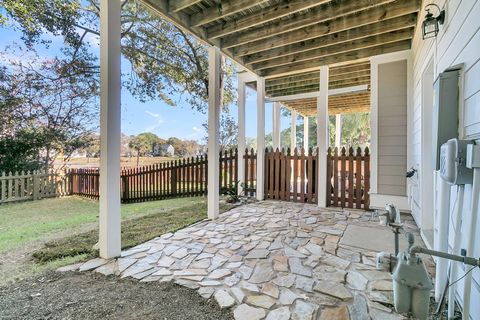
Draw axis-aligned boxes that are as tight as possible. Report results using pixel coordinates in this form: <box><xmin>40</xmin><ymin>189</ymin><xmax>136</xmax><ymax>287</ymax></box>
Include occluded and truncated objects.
<box><xmin>422</xmin><ymin>3</ymin><xmax>445</xmax><ymax>39</ymax></box>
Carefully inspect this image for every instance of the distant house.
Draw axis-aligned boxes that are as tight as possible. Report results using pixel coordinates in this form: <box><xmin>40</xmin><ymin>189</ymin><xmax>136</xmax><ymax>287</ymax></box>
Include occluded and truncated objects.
<box><xmin>152</xmin><ymin>143</ymin><xmax>175</xmax><ymax>157</ymax></box>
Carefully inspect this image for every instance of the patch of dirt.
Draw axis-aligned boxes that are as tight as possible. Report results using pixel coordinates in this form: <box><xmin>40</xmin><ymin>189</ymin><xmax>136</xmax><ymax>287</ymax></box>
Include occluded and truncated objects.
<box><xmin>0</xmin><ymin>271</ymin><xmax>233</xmax><ymax>320</ymax></box>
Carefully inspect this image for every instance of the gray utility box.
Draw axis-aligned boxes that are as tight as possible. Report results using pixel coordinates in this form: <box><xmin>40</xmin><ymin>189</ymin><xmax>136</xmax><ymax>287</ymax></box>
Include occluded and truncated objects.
<box><xmin>432</xmin><ymin>69</ymin><xmax>460</xmax><ymax>171</ymax></box>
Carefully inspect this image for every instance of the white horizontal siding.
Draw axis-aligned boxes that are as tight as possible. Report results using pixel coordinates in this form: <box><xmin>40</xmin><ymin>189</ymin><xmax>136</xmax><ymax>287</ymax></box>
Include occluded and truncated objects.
<box><xmin>410</xmin><ymin>0</ymin><xmax>480</xmax><ymax>318</ymax></box>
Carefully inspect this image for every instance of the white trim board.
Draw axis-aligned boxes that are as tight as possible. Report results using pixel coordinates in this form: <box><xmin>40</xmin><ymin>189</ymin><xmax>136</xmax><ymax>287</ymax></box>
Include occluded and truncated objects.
<box><xmin>370</xmin><ymin>193</ymin><xmax>410</xmax><ymax>213</ymax></box>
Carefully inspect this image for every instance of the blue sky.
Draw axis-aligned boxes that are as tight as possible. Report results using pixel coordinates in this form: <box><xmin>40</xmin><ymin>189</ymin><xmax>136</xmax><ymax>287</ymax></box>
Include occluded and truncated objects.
<box><xmin>0</xmin><ymin>23</ymin><xmax>295</xmax><ymax>143</ymax></box>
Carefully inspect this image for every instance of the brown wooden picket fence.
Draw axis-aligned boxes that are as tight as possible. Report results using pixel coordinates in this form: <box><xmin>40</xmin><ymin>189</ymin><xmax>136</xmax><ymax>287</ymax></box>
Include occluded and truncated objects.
<box><xmin>243</xmin><ymin>148</ymin><xmax>257</xmax><ymax>197</ymax></box>
<box><xmin>265</xmin><ymin>148</ymin><xmax>318</xmax><ymax>203</ymax></box>
<box><xmin>69</xmin><ymin>168</ymin><xmax>100</xmax><ymax>200</ymax></box>
<box><xmin>326</xmin><ymin>147</ymin><xmax>370</xmax><ymax>210</ymax></box>
<box><xmin>69</xmin><ymin>149</ymin><xmax>256</xmax><ymax>203</ymax></box>
<box><xmin>0</xmin><ymin>170</ymin><xmax>71</xmax><ymax>204</ymax></box>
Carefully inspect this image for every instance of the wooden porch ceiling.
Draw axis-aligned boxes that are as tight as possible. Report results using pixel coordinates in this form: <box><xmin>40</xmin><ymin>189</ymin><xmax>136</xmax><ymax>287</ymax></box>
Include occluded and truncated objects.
<box><xmin>282</xmin><ymin>91</ymin><xmax>371</xmax><ymax>117</ymax></box>
<box><xmin>140</xmin><ymin>0</ymin><xmax>418</xmax><ymax>114</ymax></box>
<box><xmin>246</xmin><ymin>61</ymin><xmax>371</xmax><ymax>97</ymax></box>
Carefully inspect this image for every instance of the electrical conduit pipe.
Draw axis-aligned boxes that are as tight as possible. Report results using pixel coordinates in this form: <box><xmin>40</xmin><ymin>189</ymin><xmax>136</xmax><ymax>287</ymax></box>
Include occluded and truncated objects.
<box><xmin>463</xmin><ymin>144</ymin><xmax>480</xmax><ymax>320</ymax></box>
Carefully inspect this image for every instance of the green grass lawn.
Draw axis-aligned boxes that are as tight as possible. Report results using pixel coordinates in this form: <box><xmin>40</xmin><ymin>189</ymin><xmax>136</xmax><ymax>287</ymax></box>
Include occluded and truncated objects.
<box><xmin>0</xmin><ymin>196</ymin><xmax>235</xmax><ymax>285</ymax></box>
<box><xmin>0</xmin><ymin>196</ymin><xmax>208</xmax><ymax>253</ymax></box>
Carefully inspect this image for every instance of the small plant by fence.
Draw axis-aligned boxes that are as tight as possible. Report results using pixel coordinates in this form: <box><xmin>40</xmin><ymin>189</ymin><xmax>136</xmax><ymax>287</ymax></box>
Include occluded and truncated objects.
<box><xmin>326</xmin><ymin>147</ymin><xmax>370</xmax><ymax>210</ymax></box>
<box><xmin>0</xmin><ymin>171</ymin><xmax>71</xmax><ymax>204</ymax></box>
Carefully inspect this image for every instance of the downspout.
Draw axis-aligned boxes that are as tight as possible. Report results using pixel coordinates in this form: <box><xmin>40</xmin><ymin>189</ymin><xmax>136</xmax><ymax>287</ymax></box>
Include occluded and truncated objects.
<box><xmin>448</xmin><ymin>185</ymin><xmax>464</xmax><ymax>319</ymax></box>
<box><xmin>462</xmin><ymin>144</ymin><xmax>480</xmax><ymax>320</ymax></box>
<box><xmin>435</xmin><ymin>171</ymin><xmax>451</xmax><ymax>302</ymax></box>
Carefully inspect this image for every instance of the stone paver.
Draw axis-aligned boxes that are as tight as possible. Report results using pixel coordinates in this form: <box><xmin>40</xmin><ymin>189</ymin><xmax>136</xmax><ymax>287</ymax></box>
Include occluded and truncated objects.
<box><xmin>73</xmin><ymin>201</ymin><xmax>431</xmax><ymax>319</ymax></box>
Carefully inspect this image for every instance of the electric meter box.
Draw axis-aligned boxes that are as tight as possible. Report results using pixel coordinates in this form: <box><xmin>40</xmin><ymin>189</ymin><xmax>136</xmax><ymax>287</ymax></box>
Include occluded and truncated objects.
<box><xmin>432</xmin><ymin>69</ymin><xmax>460</xmax><ymax>170</ymax></box>
<box><xmin>439</xmin><ymin>139</ymin><xmax>473</xmax><ymax>185</ymax></box>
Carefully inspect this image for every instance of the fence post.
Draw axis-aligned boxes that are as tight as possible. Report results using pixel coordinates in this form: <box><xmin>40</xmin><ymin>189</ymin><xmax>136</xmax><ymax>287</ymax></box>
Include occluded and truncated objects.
<box><xmin>120</xmin><ymin>171</ymin><xmax>126</xmax><ymax>203</ymax></box>
<box><xmin>170</xmin><ymin>160</ymin><xmax>177</xmax><ymax>195</ymax></box>
<box><xmin>32</xmin><ymin>171</ymin><xmax>39</xmax><ymax>200</ymax></box>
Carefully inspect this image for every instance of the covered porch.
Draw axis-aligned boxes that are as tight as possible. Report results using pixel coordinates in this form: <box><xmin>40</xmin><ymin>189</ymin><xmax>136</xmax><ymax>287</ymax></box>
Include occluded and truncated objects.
<box><xmin>95</xmin><ymin>0</ymin><xmax>420</xmax><ymax>258</ymax></box>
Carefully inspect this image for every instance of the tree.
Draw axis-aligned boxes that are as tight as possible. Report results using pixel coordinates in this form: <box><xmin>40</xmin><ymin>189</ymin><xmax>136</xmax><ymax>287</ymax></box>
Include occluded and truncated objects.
<box><xmin>340</xmin><ymin>113</ymin><xmax>370</xmax><ymax>148</ymax></box>
<box><xmin>128</xmin><ymin>132</ymin><xmax>162</xmax><ymax>166</ymax></box>
<box><xmin>0</xmin><ymin>0</ymin><xmax>236</xmax><ymax>113</ymax></box>
<box><xmin>166</xmin><ymin>137</ymin><xmax>200</xmax><ymax>157</ymax></box>
<box><xmin>202</xmin><ymin>112</ymin><xmax>238</xmax><ymax>152</ymax></box>
<box><xmin>0</xmin><ymin>54</ymin><xmax>98</xmax><ymax>171</ymax></box>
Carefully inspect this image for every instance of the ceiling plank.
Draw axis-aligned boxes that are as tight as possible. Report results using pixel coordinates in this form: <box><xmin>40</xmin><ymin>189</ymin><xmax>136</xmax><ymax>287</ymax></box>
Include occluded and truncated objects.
<box><xmin>265</xmin><ymin>64</ymin><xmax>370</xmax><ymax>87</ymax></box>
<box><xmin>231</xmin><ymin>1</ymin><xmax>420</xmax><ymax>56</ymax></box>
<box><xmin>266</xmin><ymin>73</ymin><xmax>371</xmax><ymax>92</ymax></box>
<box><xmin>190</xmin><ymin>0</ymin><xmax>270</xmax><ymax>27</ymax></box>
<box><xmin>139</xmin><ymin>0</ymin><xmax>257</xmax><ymax>75</ymax></box>
<box><xmin>250</xmin><ymin>29</ymin><xmax>413</xmax><ymax>71</ymax></box>
<box><xmin>206</xmin><ymin>0</ymin><xmax>331</xmax><ymax>40</ymax></box>
<box><xmin>221</xmin><ymin>0</ymin><xmax>396</xmax><ymax>49</ymax></box>
<box><xmin>168</xmin><ymin>0</ymin><xmax>202</xmax><ymax>13</ymax></box>
<box><xmin>261</xmin><ymin>40</ymin><xmax>411</xmax><ymax>78</ymax></box>
<box><xmin>242</xmin><ymin>14</ymin><xmax>416</xmax><ymax>63</ymax></box>
<box><xmin>330</xmin><ymin>63</ymin><xmax>371</xmax><ymax>76</ymax></box>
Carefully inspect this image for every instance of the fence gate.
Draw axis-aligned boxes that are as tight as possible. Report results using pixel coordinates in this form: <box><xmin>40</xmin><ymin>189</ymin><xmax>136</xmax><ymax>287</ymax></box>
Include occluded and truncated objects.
<box><xmin>264</xmin><ymin>148</ymin><xmax>318</xmax><ymax>203</ymax></box>
<box><xmin>327</xmin><ymin>147</ymin><xmax>370</xmax><ymax>210</ymax></box>
<box><xmin>264</xmin><ymin>146</ymin><xmax>370</xmax><ymax>209</ymax></box>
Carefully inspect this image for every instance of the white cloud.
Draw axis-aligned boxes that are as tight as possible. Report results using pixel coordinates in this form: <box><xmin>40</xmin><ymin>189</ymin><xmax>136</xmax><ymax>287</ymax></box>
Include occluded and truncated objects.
<box><xmin>144</xmin><ymin>113</ymin><xmax>165</xmax><ymax>132</ymax></box>
<box><xmin>192</xmin><ymin>126</ymin><xmax>202</xmax><ymax>133</ymax></box>
<box><xmin>145</xmin><ymin>110</ymin><xmax>161</xmax><ymax>118</ymax></box>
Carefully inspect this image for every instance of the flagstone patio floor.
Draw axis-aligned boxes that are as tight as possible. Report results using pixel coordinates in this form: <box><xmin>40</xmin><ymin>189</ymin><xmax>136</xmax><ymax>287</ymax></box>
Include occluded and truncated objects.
<box><xmin>66</xmin><ymin>201</ymin><xmax>434</xmax><ymax>320</ymax></box>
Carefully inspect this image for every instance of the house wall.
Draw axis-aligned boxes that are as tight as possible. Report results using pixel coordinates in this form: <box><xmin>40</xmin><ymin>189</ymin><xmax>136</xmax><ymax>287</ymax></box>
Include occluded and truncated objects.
<box><xmin>409</xmin><ymin>0</ymin><xmax>480</xmax><ymax>318</ymax></box>
<box><xmin>377</xmin><ymin>61</ymin><xmax>408</xmax><ymax>197</ymax></box>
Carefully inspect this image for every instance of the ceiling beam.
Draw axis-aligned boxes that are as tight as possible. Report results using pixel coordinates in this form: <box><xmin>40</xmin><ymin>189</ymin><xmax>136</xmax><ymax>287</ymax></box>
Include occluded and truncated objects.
<box><xmin>250</xmin><ymin>29</ymin><xmax>413</xmax><ymax>71</ymax></box>
<box><xmin>241</xmin><ymin>14</ymin><xmax>416</xmax><ymax>63</ymax></box>
<box><xmin>190</xmin><ymin>0</ymin><xmax>270</xmax><ymax>28</ymax></box>
<box><xmin>231</xmin><ymin>0</ymin><xmax>420</xmax><ymax>57</ymax></box>
<box><xmin>264</xmin><ymin>65</ymin><xmax>370</xmax><ymax>87</ymax></box>
<box><xmin>168</xmin><ymin>0</ymin><xmax>202</xmax><ymax>13</ymax></box>
<box><xmin>267</xmin><ymin>74</ymin><xmax>371</xmax><ymax>94</ymax></box>
<box><xmin>206</xmin><ymin>0</ymin><xmax>330</xmax><ymax>40</ymax></box>
<box><xmin>329</xmin><ymin>77</ymin><xmax>371</xmax><ymax>89</ymax></box>
<box><xmin>261</xmin><ymin>40</ymin><xmax>411</xmax><ymax>78</ymax></box>
<box><xmin>330</xmin><ymin>63</ymin><xmax>371</xmax><ymax>76</ymax></box>
<box><xmin>268</xmin><ymin>85</ymin><xmax>369</xmax><ymax>101</ymax></box>
<box><xmin>221</xmin><ymin>0</ymin><xmax>396</xmax><ymax>49</ymax></box>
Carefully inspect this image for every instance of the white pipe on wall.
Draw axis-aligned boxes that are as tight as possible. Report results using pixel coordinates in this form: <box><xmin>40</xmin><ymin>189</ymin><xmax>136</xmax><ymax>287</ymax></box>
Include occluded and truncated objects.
<box><xmin>462</xmin><ymin>167</ymin><xmax>480</xmax><ymax>320</ymax></box>
<box><xmin>435</xmin><ymin>171</ymin><xmax>451</xmax><ymax>302</ymax></box>
<box><xmin>448</xmin><ymin>186</ymin><xmax>464</xmax><ymax>319</ymax></box>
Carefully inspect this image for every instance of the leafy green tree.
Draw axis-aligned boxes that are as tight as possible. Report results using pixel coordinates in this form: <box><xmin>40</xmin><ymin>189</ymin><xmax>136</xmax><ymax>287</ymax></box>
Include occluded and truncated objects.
<box><xmin>0</xmin><ymin>0</ymin><xmax>236</xmax><ymax>113</ymax></box>
<box><xmin>0</xmin><ymin>129</ymin><xmax>46</xmax><ymax>173</ymax></box>
<box><xmin>0</xmin><ymin>54</ymin><xmax>98</xmax><ymax>171</ymax></box>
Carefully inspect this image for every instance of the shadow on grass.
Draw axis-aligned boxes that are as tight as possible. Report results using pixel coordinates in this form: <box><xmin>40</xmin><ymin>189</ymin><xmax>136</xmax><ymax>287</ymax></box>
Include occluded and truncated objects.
<box><xmin>33</xmin><ymin>201</ymin><xmax>235</xmax><ymax>263</ymax></box>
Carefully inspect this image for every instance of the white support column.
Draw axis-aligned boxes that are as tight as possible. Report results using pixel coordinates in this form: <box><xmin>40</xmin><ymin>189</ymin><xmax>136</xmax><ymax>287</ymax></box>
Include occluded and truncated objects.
<box><xmin>303</xmin><ymin>116</ymin><xmax>309</xmax><ymax>150</ymax></box>
<box><xmin>256</xmin><ymin>77</ymin><xmax>265</xmax><ymax>200</ymax></box>
<box><xmin>317</xmin><ymin>66</ymin><xmax>329</xmax><ymax>207</ymax></box>
<box><xmin>291</xmin><ymin>110</ymin><xmax>297</xmax><ymax>151</ymax></box>
<box><xmin>207</xmin><ymin>46</ymin><xmax>221</xmax><ymax>220</ymax></box>
<box><xmin>99</xmin><ymin>0</ymin><xmax>121</xmax><ymax>259</ymax></box>
<box><xmin>335</xmin><ymin>114</ymin><xmax>342</xmax><ymax>148</ymax></box>
<box><xmin>237</xmin><ymin>77</ymin><xmax>246</xmax><ymax>196</ymax></box>
<box><xmin>272</xmin><ymin>102</ymin><xmax>281</xmax><ymax>150</ymax></box>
